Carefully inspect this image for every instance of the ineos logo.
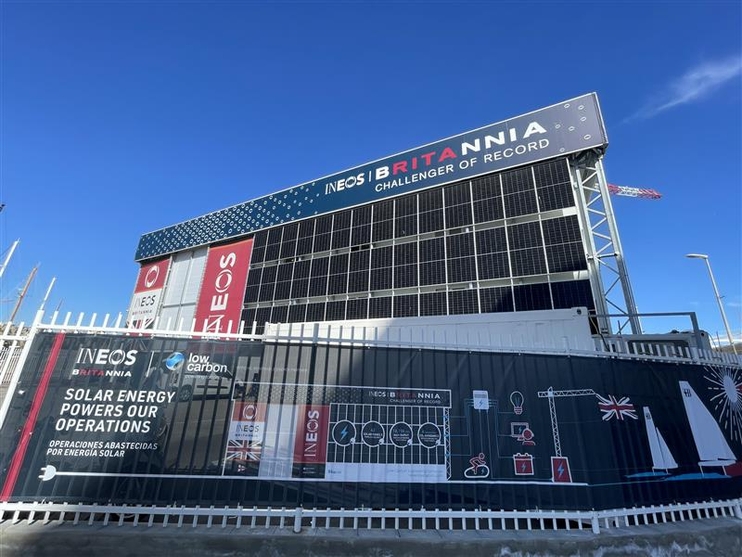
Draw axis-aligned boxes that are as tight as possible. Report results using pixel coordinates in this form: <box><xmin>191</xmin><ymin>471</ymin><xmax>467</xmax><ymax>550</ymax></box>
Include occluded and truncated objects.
<box><xmin>243</xmin><ymin>405</ymin><xmax>257</xmax><ymax>420</ymax></box>
<box><xmin>144</xmin><ymin>265</ymin><xmax>160</xmax><ymax>289</ymax></box>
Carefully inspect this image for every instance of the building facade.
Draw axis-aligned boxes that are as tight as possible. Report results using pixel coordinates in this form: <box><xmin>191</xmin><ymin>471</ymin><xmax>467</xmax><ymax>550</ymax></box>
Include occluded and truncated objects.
<box><xmin>130</xmin><ymin>93</ymin><xmax>627</xmax><ymax>334</ymax></box>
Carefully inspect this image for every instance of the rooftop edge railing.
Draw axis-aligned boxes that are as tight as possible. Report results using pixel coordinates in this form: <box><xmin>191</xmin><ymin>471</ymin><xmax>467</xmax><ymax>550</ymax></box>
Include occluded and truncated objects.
<box><xmin>1</xmin><ymin>309</ymin><xmax>740</xmax><ymax>392</ymax></box>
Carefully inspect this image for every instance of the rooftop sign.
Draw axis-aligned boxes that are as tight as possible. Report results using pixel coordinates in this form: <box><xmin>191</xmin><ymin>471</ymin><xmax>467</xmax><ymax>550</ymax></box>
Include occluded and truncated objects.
<box><xmin>135</xmin><ymin>93</ymin><xmax>607</xmax><ymax>261</ymax></box>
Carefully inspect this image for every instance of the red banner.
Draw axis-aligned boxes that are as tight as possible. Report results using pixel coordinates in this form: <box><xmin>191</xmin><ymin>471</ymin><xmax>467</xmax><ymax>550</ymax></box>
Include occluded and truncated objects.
<box><xmin>134</xmin><ymin>258</ymin><xmax>170</xmax><ymax>293</ymax></box>
<box><xmin>194</xmin><ymin>239</ymin><xmax>253</xmax><ymax>333</ymax></box>
<box><xmin>127</xmin><ymin>258</ymin><xmax>170</xmax><ymax>327</ymax></box>
<box><xmin>293</xmin><ymin>405</ymin><xmax>329</xmax><ymax>464</ymax></box>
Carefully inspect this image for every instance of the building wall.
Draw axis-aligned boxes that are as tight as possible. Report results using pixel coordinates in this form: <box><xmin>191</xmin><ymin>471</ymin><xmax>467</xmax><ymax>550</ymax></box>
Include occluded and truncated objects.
<box><xmin>242</xmin><ymin>157</ymin><xmax>594</xmax><ymax>333</ymax></box>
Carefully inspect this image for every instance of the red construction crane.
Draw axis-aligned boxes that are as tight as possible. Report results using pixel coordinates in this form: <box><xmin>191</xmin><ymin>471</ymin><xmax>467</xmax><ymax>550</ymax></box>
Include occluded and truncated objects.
<box><xmin>607</xmin><ymin>183</ymin><xmax>662</xmax><ymax>200</ymax></box>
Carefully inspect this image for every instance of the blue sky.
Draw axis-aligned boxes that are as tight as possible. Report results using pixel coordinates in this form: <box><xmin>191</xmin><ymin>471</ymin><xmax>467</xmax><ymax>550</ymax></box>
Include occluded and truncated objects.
<box><xmin>0</xmin><ymin>1</ymin><xmax>740</xmax><ymax>341</ymax></box>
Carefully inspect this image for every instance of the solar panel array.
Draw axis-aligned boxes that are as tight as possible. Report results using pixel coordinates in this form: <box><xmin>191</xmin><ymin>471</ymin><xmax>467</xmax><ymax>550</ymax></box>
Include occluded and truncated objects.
<box><xmin>242</xmin><ymin>158</ymin><xmax>594</xmax><ymax>333</ymax></box>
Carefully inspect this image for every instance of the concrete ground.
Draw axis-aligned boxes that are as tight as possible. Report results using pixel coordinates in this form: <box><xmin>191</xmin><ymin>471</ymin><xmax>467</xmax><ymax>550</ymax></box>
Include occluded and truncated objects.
<box><xmin>1</xmin><ymin>516</ymin><xmax>740</xmax><ymax>556</ymax></box>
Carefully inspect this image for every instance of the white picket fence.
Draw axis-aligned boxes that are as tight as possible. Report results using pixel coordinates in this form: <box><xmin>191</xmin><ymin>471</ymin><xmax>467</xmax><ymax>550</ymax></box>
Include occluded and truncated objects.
<box><xmin>1</xmin><ymin>497</ymin><xmax>740</xmax><ymax>534</ymax></box>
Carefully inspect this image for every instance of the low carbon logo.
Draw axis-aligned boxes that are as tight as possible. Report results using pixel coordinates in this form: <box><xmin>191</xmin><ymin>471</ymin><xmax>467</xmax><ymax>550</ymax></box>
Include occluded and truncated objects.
<box><xmin>165</xmin><ymin>352</ymin><xmax>185</xmax><ymax>372</ymax></box>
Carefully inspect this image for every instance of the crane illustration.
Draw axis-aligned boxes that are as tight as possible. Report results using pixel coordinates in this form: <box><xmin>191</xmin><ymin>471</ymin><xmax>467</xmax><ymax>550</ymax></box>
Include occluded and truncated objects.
<box><xmin>537</xmin><ymin>387</ymin><xmax>596</xmax><ymax>482</ymax></box>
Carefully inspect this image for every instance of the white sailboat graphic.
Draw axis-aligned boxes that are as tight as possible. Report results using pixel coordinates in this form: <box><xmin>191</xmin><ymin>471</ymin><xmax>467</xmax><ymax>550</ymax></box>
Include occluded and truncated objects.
<box><xmin>679</xmin><ymin>381</ymin><xmax>736</xmax><ymax>469</ymax></box>
<box><xmin>626</xmin><ymin>406</ymin><xmax>678</xmax><ymax>478</ymax></box>
<box><xmin>643</xmin><ymin>407</ymin><xmax>678</xmax><ymax>473</ymax></box>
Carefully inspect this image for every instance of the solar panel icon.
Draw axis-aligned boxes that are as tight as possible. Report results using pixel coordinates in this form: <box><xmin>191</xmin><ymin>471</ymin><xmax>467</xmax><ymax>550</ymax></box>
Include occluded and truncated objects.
<box><xmin>473</xmin><ymin>390</ymin><xmax>489</xmax><ymax>410</ymax></box>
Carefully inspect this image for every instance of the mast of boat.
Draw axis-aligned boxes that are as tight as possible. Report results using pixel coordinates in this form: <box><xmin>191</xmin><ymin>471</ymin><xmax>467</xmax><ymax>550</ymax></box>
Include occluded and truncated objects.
<box><xmin>38</xmin><ymin>276</ymin><xmax>56</xmax><ymax>313</ymax></box>
<box><xmin>9</xmin><ymin>265</ymin><xmax>38</xmax><ymax>322</ymax></box>
<box><xmin>0</xmin><ymin>239</ymin><xmax>19</xmax><ymax>280</ymax></box>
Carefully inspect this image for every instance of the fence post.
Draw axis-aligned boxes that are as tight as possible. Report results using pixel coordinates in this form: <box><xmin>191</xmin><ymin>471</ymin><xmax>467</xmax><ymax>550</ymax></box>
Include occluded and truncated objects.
<box><xmin>293</xmin><ymin>507</ymin><xmax>302</xmax><ymax>533</ymax></box>
<box><xmin>591</xmin><ymin>511</ymin><xmax>600</xmax><ymax>534</ymax></box>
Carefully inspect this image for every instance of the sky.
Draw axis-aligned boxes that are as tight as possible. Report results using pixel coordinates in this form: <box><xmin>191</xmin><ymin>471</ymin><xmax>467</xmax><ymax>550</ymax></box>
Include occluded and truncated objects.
<box><xmin>0</xmin><ymin>0</ymin><xmax>740</xmax><ymax>343</ymax></box>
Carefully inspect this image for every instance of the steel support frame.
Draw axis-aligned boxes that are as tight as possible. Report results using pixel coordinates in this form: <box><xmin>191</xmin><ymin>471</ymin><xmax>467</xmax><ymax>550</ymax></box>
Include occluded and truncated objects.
<box><xmin>569</xmin><ymin>152</ymin><xmax>641</xmax><ymax>335</ymax></box>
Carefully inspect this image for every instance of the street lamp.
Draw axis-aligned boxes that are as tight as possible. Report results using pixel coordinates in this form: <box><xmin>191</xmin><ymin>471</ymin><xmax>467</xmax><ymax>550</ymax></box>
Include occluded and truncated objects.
<box><xmin>686</xmin><ymin>253</ymin><xmax>738</xmax><ymax>355</ymax></box>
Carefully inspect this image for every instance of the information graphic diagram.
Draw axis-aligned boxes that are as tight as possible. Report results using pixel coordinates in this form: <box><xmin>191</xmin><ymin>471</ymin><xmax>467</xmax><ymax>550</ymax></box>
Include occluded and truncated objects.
<box><xmin>225</xmin><ymin>383</ymin><xmax>451</xmax><ymax>483</ymax></box>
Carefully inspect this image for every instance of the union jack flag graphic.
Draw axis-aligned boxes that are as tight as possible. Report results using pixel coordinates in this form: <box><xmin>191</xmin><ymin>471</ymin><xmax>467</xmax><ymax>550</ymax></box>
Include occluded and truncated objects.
<box><xmin>226</xmin><ymin>439</ymin><xmax>262</xmax><ymax>462</ymax></box>
<box><xmin>596</xmin><ymin>394</ymin><xmax>638</xmax><ymax>421</ymax></box>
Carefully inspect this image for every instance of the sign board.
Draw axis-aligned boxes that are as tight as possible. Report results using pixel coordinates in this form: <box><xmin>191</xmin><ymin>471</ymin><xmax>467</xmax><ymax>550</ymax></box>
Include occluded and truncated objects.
<box><xmin>127</xmin><ymin>258</ymin><xmax>170</xmax><ymax>328</ymax></box>
<box><xmin>4</xmin><ymin>331</ymin><xmax>739</xmax><ymax>512</ymax></box>
<box><xmin>193</xmin><ymin>239</ymin><xmax>253</xmax><ymax>333</ymax></box>
<box><xmin>135</xmin><ymin>93</ymin><xmax>607</xmax><ymax>260</ymax></box>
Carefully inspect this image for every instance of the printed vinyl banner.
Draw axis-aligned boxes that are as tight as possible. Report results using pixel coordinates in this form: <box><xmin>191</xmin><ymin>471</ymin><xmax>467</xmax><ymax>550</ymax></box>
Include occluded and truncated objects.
<box><xmin>1</xmin><ymin>332</ymin><xmax>741</xmax><ymax>511</ymax></box>
<box><xmin>194</xmin><ymin>239</ymin><xmax>253</xmax><ymax>333</ymax></box>
<box><xmin>135</xmin><ymin>93</ymin><xmax>607</xmax><ymax>260</ymax></box>
<box><xmin>126</xmin><ymin>258</ymin><xmax>171</xmax><ymax>328</ymax></box>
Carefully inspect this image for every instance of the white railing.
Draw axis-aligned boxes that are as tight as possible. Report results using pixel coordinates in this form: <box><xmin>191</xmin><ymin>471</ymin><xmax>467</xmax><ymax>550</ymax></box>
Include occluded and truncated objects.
<box><xmin>262</xmin><ymin>321</ymin><xmax>742</xmax><ymax>367</ymax></box>
<box><xmin>0</xmin><ymin>321</ymin><xmax>32</xmax><ymax>387</ymax></box>
<box><xmin>1</xmin><ymin>498</ymin><xmax>740</xmax><ymax>534</ymax></box>
<box><xmin>0</xmin><ymin>310</ymin><xmax>739</xmax><ymax>398</ymax></box>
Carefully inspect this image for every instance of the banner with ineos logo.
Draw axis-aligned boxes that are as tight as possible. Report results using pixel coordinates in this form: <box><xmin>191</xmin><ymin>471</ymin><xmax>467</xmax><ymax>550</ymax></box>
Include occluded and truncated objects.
<box><xmin>194</xmin><ymin>239</ymin><xmax>253</xmax><ymax>333</ymax></box>
<box><xmin>2</xmin><ymin>331</ymin><xmax>741</xmax><ymax>511</ymax></box>
<box><xmin>127</xmin><ymin>258</ymin><xmax>171</xmax><ymax>328</ymax></box>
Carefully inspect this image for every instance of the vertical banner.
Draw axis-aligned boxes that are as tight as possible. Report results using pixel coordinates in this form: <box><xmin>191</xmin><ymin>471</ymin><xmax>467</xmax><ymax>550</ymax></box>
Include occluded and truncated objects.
<box><xmin>194</xmin><ymin>239</ymin><xmax>253</xmax><ymax>333</ymax></box>
<box><xmin>127</xmin><ymin>258</ymin><xmax>170</xmax><ymax>328</ymax></box>
<box><xmin>292</xmin><ymin>405</ymin><xmax>329</xmax><ymax>478</ymax></box>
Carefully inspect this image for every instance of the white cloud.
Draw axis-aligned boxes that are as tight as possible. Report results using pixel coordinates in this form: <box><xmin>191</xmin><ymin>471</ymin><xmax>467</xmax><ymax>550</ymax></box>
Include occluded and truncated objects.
<box><xmin>625</xmin><ymin>54</ymin><xmax>742</xmax><ymax>122</ymax></box>
<box><xmin>708</xmin><ymin>330</ymin><xmax>742</xmax><ymax>350</ymax></box>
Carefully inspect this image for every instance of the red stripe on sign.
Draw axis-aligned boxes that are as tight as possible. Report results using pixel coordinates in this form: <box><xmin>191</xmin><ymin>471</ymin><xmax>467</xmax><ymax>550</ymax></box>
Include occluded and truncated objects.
<box><xmin>1</xmin><ymin>333</ymin><xmax>66</xmax><ymax>500</ymax></box>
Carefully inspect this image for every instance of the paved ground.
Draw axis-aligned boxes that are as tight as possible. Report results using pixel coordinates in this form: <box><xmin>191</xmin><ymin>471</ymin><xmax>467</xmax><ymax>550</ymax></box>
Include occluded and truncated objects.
<box><xmin>1</xmin><ymin>516</ymin><xmax>740</xmax><ymax>556</ymax></box>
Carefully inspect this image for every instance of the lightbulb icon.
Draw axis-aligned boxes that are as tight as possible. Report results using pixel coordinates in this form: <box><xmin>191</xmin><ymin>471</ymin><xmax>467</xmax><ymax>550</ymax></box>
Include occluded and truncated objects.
<box><xmin>510</xmin><ymin>391</ymin><xmax>524</xmax><ymax>415</ymax></box>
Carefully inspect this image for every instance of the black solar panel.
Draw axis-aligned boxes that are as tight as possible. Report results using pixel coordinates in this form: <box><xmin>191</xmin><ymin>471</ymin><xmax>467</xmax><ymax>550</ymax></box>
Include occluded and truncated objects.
<box><xmin>306</xmin><ymin>302</ymin><xmax>326</xmax><ymax>322</ymax></box>
<box><xmin>258</xmin><ymin>266</ymin><xmax>277</xmax><ymax>301</ymax></box>
<box><xmin>551</xmin><ymin>280</ymin><xmax>595</xmax><ymax>309</ymax></box>
<box><xmin>510</xmin><ymin>248</ymin><xmax>547</xmax><ymax>277</ymax></box>
<box><xmin>270</xmin><ymin>305</ymin><xmax>288</xmax><ymax>324</ymax></box>
<box><xmin>288</xmin><ymin>303</ymin><xmax>307</xmax><ymax>323</ymax></box>
<box><xmin>419</xmin><ymin>237</ymin><xmax>444</xmax><ymax>262</ymax></box>
<box><xmin>369</xmin><ymin>297</ymin><xmax>392</xmax><ymax>319</ymax></box>
<box><xmin>346</xmin><ymin>298</ymin><xmax>369</xmax><ymax>320</ymax></box>
<box><xmin>448</xmin><ymin>290</ymin><xmax>477</xmax><ymax>314</ymax></box>
<box><xmin>420</xmin><ymin>292</ymin><xmax>447</xmax><ymax>316</ymax></box>
<box><xmin>513</xmin><ymin>283</ymin><xmax>552</xmax><ymax>311</ymax></box>
<box><xmin>326</xmin><ymin>300</ymin><xmax>346</xmax><ymax>321</ymax></box>
<box><xmin>480</xmin><ymin>287</ymin><xmax>514</xmax><ymax>313</ymax></box>
<box><xmin>420</xmin><ymin>261</ymin><xmax>446</xmax><ymax>286</ymax></box>
<box><xmin>241</xmin><ymin>157</ymin><xmax>595</xmax><ymax>323</ymax></box>
<box><xmin>394</xmin><ymin>294</ymin><xmax>418</xmax><ymax>318</ymax></box>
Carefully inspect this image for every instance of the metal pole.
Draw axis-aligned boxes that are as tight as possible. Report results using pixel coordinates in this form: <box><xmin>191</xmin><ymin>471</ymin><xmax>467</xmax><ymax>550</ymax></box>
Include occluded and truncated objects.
<box><xmin>702</xmin><ymin>257</ymin><xmax>737</xmax><ymax>355</ymax></box>
<box><xmin>9</xmin><ymin>265</ymin><xmax>38</xmax><ymax>323</ymax></box>
<box><xmin>686</xmin><ymin>254</ymin><xmax>737</xmax><ymax>355</ymax></box>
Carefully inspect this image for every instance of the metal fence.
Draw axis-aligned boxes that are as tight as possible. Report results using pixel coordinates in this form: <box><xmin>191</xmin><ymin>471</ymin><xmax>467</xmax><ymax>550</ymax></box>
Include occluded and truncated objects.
<box><xmin>3</xmin><ymin>309</ymin><xmax>740</xmax><ymax>372</ymax></box>
<box><xmin>1</xmin><ymin>497</ymin><xmax>740</xmax><ymax>534</ymax></box>
<box><xmin>1</xmin><ymin>310</ymin><xmax>741</xmax><ymax>534</ymax></box>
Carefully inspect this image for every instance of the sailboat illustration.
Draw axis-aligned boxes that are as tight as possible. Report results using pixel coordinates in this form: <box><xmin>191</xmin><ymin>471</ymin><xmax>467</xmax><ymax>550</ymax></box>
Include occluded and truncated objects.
<box><xmin>627</xmin><ymin>407</ymin><xmax>678</xmax><ymax>478</ymax></box>
<box><xmin>679</xmin><ymin>381</ymin><xmax>737</xmax><ymax>470</ymax></box>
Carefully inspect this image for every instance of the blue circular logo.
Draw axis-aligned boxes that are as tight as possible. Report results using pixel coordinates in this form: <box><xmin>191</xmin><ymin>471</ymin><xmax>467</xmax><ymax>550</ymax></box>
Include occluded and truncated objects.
<box><xmin>164</xmin><ymin>352</ymin><xmax>185</xmax><ymax>371</ymax></box>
